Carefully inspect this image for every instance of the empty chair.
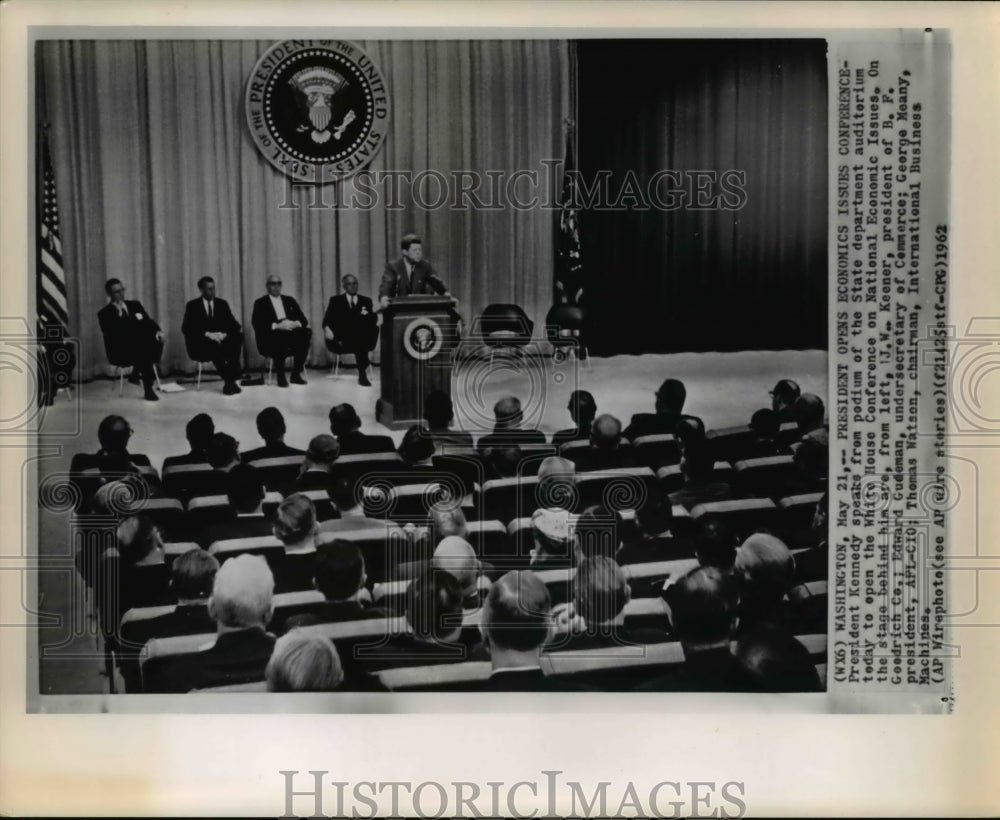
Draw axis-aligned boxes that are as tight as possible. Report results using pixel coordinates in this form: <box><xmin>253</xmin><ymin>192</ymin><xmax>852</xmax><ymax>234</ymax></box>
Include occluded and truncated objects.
<box><xmin>689</xmin><ymin>498</ymin><xmax>782</xmax><ymax>543</ymax></box>
<box><xmin>161</xmin><ymin>464</ymin><xmax>220</xmax><ymax>502</ymax></box>
<box><xmin>705</xmin><ymin>425</ymin><xmax>756</xmax><ymax>463</ymax></box>
<box><xmin>247</xmin><ymin>455</ymin><xmax>304</xmax><ymax>495</ymax></box>
<box><xmin>544</xmin><ymin>303</ymin><xmax>589</xmax><ymax>363</ymax></box>
<box><xmin>631</xmin><ymin>434</ymin><xmax>681</xmax><ymax>471</ymax></box>
<box><xmin>476</xmin><ymin>476</ymin><xmax>541</xmax><ymax>524</ymax></box>
<box><xmin>473</xmin><ymin>303</ymin><xmax>535</xmax><ymax>360</ymax></box>
<box><xmin>732</xmin><ymin>455</ymin><xmax>798</xmax><ymax>499</ymax></box>
<box><xmin>576</xmin><ymin>467</ymin><xmax>656</xmax><ymax>512</ymax></box>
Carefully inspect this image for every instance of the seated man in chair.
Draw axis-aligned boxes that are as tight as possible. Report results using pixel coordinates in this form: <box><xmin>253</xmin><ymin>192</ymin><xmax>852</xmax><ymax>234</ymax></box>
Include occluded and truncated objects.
<box><xmin>97</xmin><ymin>278</ymin><xmax>164</xmax><ymax>401</ymax></box>
<box><xmin>181</xmin><ymin>276</ymin><xmax>244</xmax><ymax>395</ymax></box>
<box><xmin>251</xmin><ymin>275</ymin><xmax>311</xmax><ymax>387</ymax></box>
<box><xmin>323</xmin><ymin>274</ymin><xmax>378</xmax><ymax>387</ymax></box>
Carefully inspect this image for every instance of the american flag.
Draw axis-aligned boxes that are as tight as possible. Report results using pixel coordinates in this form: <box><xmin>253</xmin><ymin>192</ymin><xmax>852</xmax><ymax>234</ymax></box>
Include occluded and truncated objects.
<box><xmin>38</xmin><ymin>129</ymin><xmax>68</xmax><ymax>333</ymax></box>
<box><xmin>555</xmin><ymin>130</ymin><xmax>584</xmax><ymax>306</ymax></box>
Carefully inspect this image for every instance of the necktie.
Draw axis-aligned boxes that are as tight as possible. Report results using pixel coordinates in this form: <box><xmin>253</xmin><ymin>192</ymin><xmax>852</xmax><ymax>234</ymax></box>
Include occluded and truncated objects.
<box><xmin>349</xmin><ymin>295</ymin><xmax>355</xmax><ymax>309</ymax></box>
<box><xmin>208</xmin><ymin>300</ymin><xmax>214</xmax><ymax>319</ymax></box>
<box><xmin>117</xmin><ymin>303</ymin><xmax>127</xmax><ymax>317</ymax></box>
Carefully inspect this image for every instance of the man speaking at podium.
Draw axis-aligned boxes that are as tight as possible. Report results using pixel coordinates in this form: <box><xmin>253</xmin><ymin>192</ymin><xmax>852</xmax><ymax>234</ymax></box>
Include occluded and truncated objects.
<box><xmin>378</xmin><ymin>233</ymin><xmax>451</xmax><ymax>306</ymax></box>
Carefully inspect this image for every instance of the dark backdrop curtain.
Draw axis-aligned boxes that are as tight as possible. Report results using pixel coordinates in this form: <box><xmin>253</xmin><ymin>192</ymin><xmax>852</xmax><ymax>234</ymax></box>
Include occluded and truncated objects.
<box><xmin>37</xmin><ymin>40</ymin><xmax>569</xmax><ymax>378</ymax></box>
<box><xmin>577</xmin><ymin>39</ymin><xmax>827</xmax><ymax>355</ymax></box>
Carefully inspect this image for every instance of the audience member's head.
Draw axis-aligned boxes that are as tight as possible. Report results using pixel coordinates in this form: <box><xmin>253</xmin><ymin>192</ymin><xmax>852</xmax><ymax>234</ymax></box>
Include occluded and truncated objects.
<box><xmin>185</xmin><ymin>413</ymin><xmax>215</xmax><ymax>455</ymax></box>
<box><xmin>485</xmin><ymin>444</ymin><xmax>523</xmax><ymax>479</ymax></box>
<box><xmin>530</xmin><ymin>507</ymin><xmax>579</xmax><ymax>566</ymax></box>
<box><xmin>681</xmin><ymin>442</ymin><xmax>716</xmax><ymax>482</ymax></box>
<box><xmin>329</xmin><ymin>403</ymin><xmax>362</xmax><ymax>437</ymax></box>
<box><xmin>170</xmin><ymin>548</ymin><xmax>220</xmax><ymax>602</ymax></box>
<box><xmin>304</xmin><ymin>434</ymin><xmax>340</xmax><ymax>471</ymax></box>
<box><xmin>654</xmin><ymin>378</ymin><xmax>687</xmax><ymax>417</ymax></box>
<box><xmin>574</xmin><ymin>556</ymin><xmax>630</xmax><ymax>627</ymax></box>
<box><xmin>208</xmin><ymin>553</ymin><xmax>275</xmax><ymax>630</ymax></box>
<box><xmin>97</xmin><ymin>414</ymin><xmax>131</xmax><ymax>454</ymax></box>
<box><xmin>256</xmin><ymin>406</ymin><xmax>287</xmax><ymax>445</ymax></box>
<box><xmin>423</xmin><ymin>390</ymin><xmax>455</xmax><ymax>430</ymax></box>
<box><xmin>813</xmin><ymin>492</ymin><xmax>829</xmax><ymax>531</ymax></box>
<box><xmin>735</xmin><ymin>533</ymin><xmax>796</xmax><ymax>605</ymax></box>
<box><xmin>574</xmin><ymin>505</ymin><xmax>619</xmax><ymax>561</ymax></box>
<box><xmin>116</xmin><ymin>514</ymin><xmax>162</xmax><ymax>565</ymax></box>
<box><xmin>207</xmin><ymin>433</ymin><xmax>240</xmax><ymax>471</ymax></box>
<box><xmin>734</xmin><ymin>626</ymin><xmax>822</xmax><ymax>692</ymax></box>
<box><xmin>749</xmin><ymin>408</ymin><xmax>780</xmax><ymax>440</ymax></box>
<box><xmin>480</xmin><ymin>570</ymin><xmax>552</xmax><ymax>658</ymax></box>
<box><xmin>792</xmin><ymin>393</ymin><xmax>825</xmax><ymax>433</ymax></box>
<box><xmin>567</xmin><ymin>390</ymin><xmax>597</xmax><ymax>428</ymax></box>
<box><xmin>226</xmin><ymin>463</ymin><xmax>266</xmax><ymax>514</ymax></box>
<box><xmin>590</xmin><ymin>414</ymin><xmax>623</xmax><ymax>450</ymax></box>
<box><xmin>675</xmin><ymin>415</ymin><xmax>706</xmax><ymax>450</ymax></box>
<box><xmin>313</xmin><ymin>541</ymin><xmax>366</xmax><ymax>601</ymax></box>
<box><xmin>665</xmin><ymin>566</ymin><xmax>740</xmax><ymax>650</ymax></box>
<box><xmin>635</xmin><ymin>491</ymin><xmax>673</xmax><ymax>537</ymax></box>
<box><xmin>432</xmin><ymin>536</ymin><xmax>480</xmax><ymax>595</ymax></box>
<box><xmin>273</xmin><ymin>493</ymin><xmax>318</xmax><ymax>546</ymax></box>
<box><xmin>404</xmin><ymin>568</ymin><xmax>465</xmax><ymax>643</ymax></box>
<box><xmin>266</xmin><ymin>631</ymin><xmax>345</xmax><ymax>692</ymax></box>
<box><xmin>537</xmin><ymin>455</ymin><xmax>577</xmax><ymax>510</ymax></box>
<box><xmin>426</xmin><ymin>504</ymin><xmax>467</xmax><ymax>546</ymax></box>
<box><xmin>398</xmin><ymin>424</ymin><xmax>436</xmax><ymax>466</ymax></box>
<box><xmin>493</xmin><ymin>396</ymin><xmax>524</xmax><ymax>430</ymax></box>
<box><xmin>694</xmin><ymin>516</ymin><xmax>738</xmax><ymax>571</ymax></box>
<box><xmin>328</xmin><ymin>474</ymin><xmax>361</xmax><ymax>514</ymax></box>
<box><xmin>770</xmin><ymin>379</ymin><xmax>801</xmax><ymax>413</ymax></box>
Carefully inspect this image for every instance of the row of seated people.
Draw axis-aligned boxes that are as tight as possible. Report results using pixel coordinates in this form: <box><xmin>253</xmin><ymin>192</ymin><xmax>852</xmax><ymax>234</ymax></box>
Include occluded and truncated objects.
<box><xmin>105</xmin><ymin>484</ymin><xmax>827</xmax><ymax>692</ymax></box>
<box><xmin>68</xmin><ymin>375</ymin><xmax>826</xmax><ymax>509</ymax></box>
<box><xmin>130</xmin><ymin>549</ymin><xmax>824</xmax><ymax>694</ymax></box>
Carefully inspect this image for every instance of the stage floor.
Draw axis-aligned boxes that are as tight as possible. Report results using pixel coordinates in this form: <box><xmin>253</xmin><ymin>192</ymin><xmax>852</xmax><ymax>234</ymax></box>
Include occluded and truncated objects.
<box><xmin>33</xmin><ymin>348</ymin><xmax>827</xmax><ymax>695</ymax></box>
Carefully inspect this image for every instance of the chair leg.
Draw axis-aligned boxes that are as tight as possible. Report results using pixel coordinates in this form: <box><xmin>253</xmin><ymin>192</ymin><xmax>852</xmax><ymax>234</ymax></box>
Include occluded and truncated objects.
<box><xmin>118</xmin><ymin>368</ymin><xmax>125</xmax><ymax>397</ymax></box>
<box><xmin>196</xmin><ymin>362</ymin><xmax>202</xmax><ymax>391</ymax></box>
<box><xmin>153</xmin><ymin>365</ymin><xmax>162</xmax><ymax>391</ymax></box>
<box><xmin>266</xmin><ymin>358</ymin><xmax>272</xmax><ymax>386</ymax></box>
<box><xmin>335</xmin><ymin>355</ymin><xmax>340</xmax><ymax>377</ymax></box>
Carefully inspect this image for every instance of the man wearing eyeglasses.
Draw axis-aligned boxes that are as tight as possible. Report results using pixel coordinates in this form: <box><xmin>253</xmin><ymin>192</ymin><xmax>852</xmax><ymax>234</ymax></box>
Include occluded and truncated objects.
<box><xmin>97</xmin><ymin>278</ymin><xmax>164</xmax><ymax>401</ymax></box>
<box><xmin>250</xmin><ymin>276</ymin><xmax>312</xmax><ymax>388</ymax></box>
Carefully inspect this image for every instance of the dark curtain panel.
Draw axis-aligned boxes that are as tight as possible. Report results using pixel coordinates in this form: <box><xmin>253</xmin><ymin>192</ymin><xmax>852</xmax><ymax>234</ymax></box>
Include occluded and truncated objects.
<box><xmin>37</xmin><ymin>40</ymin><xmax>569</xmax><ymax>379</ymax></box>
<box><xmin>577</xmin><ymin>39</ymin><xmax>828</xmax><ymax>355</ymax></box>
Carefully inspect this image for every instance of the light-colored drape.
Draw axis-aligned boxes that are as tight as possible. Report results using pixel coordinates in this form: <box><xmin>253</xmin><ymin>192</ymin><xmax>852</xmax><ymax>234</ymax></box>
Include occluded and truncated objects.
<box><xmin>39</xmin><ymin>39</ymin><xmax>570</xmax><ymax>378</ymax></box>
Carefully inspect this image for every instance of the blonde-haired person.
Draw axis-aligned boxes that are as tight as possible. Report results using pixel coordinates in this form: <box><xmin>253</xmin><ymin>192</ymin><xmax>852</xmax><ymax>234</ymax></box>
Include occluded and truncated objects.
<box><xmin>266</xmin><ymin>631</ymin><xmax>345</xmax><ymax>692</ymax></box>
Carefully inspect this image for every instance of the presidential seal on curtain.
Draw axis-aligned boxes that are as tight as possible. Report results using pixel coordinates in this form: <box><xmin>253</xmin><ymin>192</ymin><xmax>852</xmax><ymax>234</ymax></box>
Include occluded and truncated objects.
<box><xmin>245</xmin><ymin>40</ymin><xmax>390</xmax><ymax>183</ymax></box>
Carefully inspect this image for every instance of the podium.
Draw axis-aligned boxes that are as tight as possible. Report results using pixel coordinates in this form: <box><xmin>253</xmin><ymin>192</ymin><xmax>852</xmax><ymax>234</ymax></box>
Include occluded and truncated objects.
<box><xmin>375</xmin><ymin>295</ymin><xmax>458</xmax><ymax>429</ymax></box>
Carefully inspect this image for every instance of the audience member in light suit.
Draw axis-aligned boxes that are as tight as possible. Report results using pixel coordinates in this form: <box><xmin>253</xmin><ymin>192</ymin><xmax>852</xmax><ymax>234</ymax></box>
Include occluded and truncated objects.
<box><xmin>323</xmin><ymin>274</ymin><xmax>378</xmax><ymax>387</ymax></box>
<box><xmin>251</xmin><ymin>275</ymin><xmax>311</xmax><ymax>387</ymax></box>
<box><xmin>97</xmin><ymin>278</ymin><xmax>164</xmax><ymax>401</ymax></box>
<box><xmin>181</xmin><ymin>276</ymin><xmax>244</xmax><ymax>395</ymax></box>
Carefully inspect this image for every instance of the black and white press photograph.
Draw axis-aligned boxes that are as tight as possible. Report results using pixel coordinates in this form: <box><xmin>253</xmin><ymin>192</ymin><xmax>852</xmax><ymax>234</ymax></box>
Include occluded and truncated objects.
<box><xmin>30</xmin><ymin>34</ymin><xmax>830</xmax><ymax>700</ymax></box>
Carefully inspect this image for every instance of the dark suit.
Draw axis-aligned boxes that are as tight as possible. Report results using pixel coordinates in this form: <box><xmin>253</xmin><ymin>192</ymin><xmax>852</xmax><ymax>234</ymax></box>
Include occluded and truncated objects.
<box><xmin>162</xmin><ymin>450</ymin><xmax>210</xmax><ymax>473</ymax></box>
<box><xmin>269</xmin><ymin>551</ymin><xmax>320</xmax><ymax>594</ymax></box>
<box><xmin>323</xmin><ymin>293</ymin><xmax>378</xmax><ymax>374</ymax></box>
<box><xmin>623</xmin><ymin>412</ymin><xmax>701</xmax><ymax>442</ymax></box>
<box><xmin>189</xmin><ymin>627</ymin><xmax>276</xmax><ymax>691</ymax></box>
<box><xmin>336</xmin><ymin>429</ymin><xmax>395</xmax><ymax>456</ymax></box>
<box><xmin>118</xmin><ymin>604</ymin><xmax>217</xmax><ymax>693</ymax></box>
<box><xmin>569</xmin><ymin>445</ymin><xmax>638</xmax><ymax>472</ymax></box>
<box><xmin>636</xmin><ymin>647</ymin><xmax>752</xmax><ymax>692</ymax></box>
<box><xmin>551</xmin><ymin>424</ymin><xmax>591</xmax><ymax>448</ymax></box>
<box><xmin>250</xmin><ymin>293</ymin><xmax>311</xmax><ymax>375</ymax></box>
<box><xmin>97</xmin><ymin>299</ymin><xmax>162</xmax><ymax>388</ymax></box>
<box><xmin>198</xmin><ymin>513</ymin><xmax>274</xmax><ymax>550</ymax></box>
<box><xmin>280</xmin><ymin>600</ymin><xmax>388</xmax><ymax>633</ymax></box>
<box><xmin>476</xmin><ymin>428</ymin><xmax>547</xmax><ymax>455</ymax></box>
<box><xmin>379</xmin><ymin>257</ymin><xmax>447</xmax><ymax>299</ymax></box>
<box><xmin>181</xmin><ymin>296</ymin><xmax>243</xmax><ymax>383</ymax></box>
<box><xmin>241</xmin><ymin>442</ymin><xmax>305</xmax><ymax>464</ymax></box>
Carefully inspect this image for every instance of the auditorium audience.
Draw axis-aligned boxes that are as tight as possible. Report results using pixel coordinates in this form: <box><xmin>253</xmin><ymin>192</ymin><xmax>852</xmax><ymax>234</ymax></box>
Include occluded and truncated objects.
<box><xmin>624</xmin><ymin>378</ymin><xmax>697</xmax><ymax>441</ymax></box>
<box><xmin>207</xmin><ymin>433</ymin><xmax>241</xmax><ymax>473</ymax></box>
<box><xmin>270</xmin><ymin>494</ymin><xmax>320</xmax><ymax>593</ymax></box>
<box><xmin>163</xmin><ymin>413</ymin><xmax>215</xmax><ymax>470</ymax></box>
<box><xmin>476</xmin><ymin>396</ymin><xmax>546</xmax><ymax>453</ymax></box>
<box><xmin>552</xmin><ymin>390</ymin><xmax>597</xmax><ymax>448</ymax></box>
<box><xmin>616</xmin><ymin>492</ymin><xmax>687</xmax><ymax>565</ymax></box>
<box><xmin>793</xmin><ymin>393</ymin><xmax>826</xmax><ymax>439</ymax></box>
<box><xmin>573</xmin><ymin>505</ymin><xmax>620</xmax><ymax>562</ymax></box>
<box><xmin>693</xmin><ymin>517</ymin><xmax>739</xmax><ymax>573</ymax></box>
<box><xmin>791</xmin><ymin>433</ymin><xmax>829</xmax><ymax>495</ymax></box>
<box><xmin>71</xmin><ymin>415</ymin><xmax>152</xmax><ymax>494</ymax></box>
<box><xmin>733</xmin><ymin>533</ymin><xmax>797</xmax><ymax>637</ymax></box>
<box><xmin>770</xmin><ymin>378</ymin><xmax>801</xmax><ymax>423</ymax></box>
<box><xmin>536</xmin><ymin>456</ymin><xmax>577</xmax><ymax>511</ymax></box>
<box><xmin>397</xmin><ymin>424</ymin><xmax>437</xmax><ymax>468</ymax></box>
<box><xmin>793</xmin><ymin>492</ymin><xmax>829</xmax><ymax>581</ymax></box>
<box><xmin>432</xmin><ymin>535</ymin><xmax>490</xmax><ymax>608</ymax></box>
<box><xmin>482</xmin><ymin>444</ymin><xmax>523</xmax><ymax>479</ymax></box>
<box><xmin>266</xmin><ymin>631</ymin><xmax>345</xmax><ymax>692</ymax></box>
<box><xmin>733</xmin><ymin>626</ymin><xmax>822</xmax><ymax>692</ymax></box>
<box><xmin>575</xmin><ymin>414</ymin><xmax>636</xmax><ymax>470</ymax></box>
<box><xmin>328</xmin><ymin>403</ymin><xmax>394</xmax><ymax>455</ymax></box>
<box><xmin>668</xmin><ymin>442</ymin><xmax>733</xmax><ymax>510</ymax></box>
<box><xmin>295</xmin><ymin>435</ymin><xmax>340</xmax><ymax>492</ymax></box>
<box><xmin>198</xmin><ymin>464</ymin><xmax>272</xmax><ymax>549</ymax></box>
<box><xmin>638</xmin><ymin>566</ymin><xmax>746</xmax><ymax>691</ymax></box>
<box><xmin>280</xmin><ymin>541</ymin><xmax>385</xmax><ymax>632</ymax></box>
<box><xmin>746</xmin><ymin>408</ymin><xmax>790</xmax><ymax>459</ymax></box>
<box><xmin>422</xmin><ymin>390</ymin><xmax>474</xmax><ymax>450</ymax></box>
<box><xmin>241</xmin><ymin>407</ymin><xmax>304</xmax><ymax>463</ymax></box>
